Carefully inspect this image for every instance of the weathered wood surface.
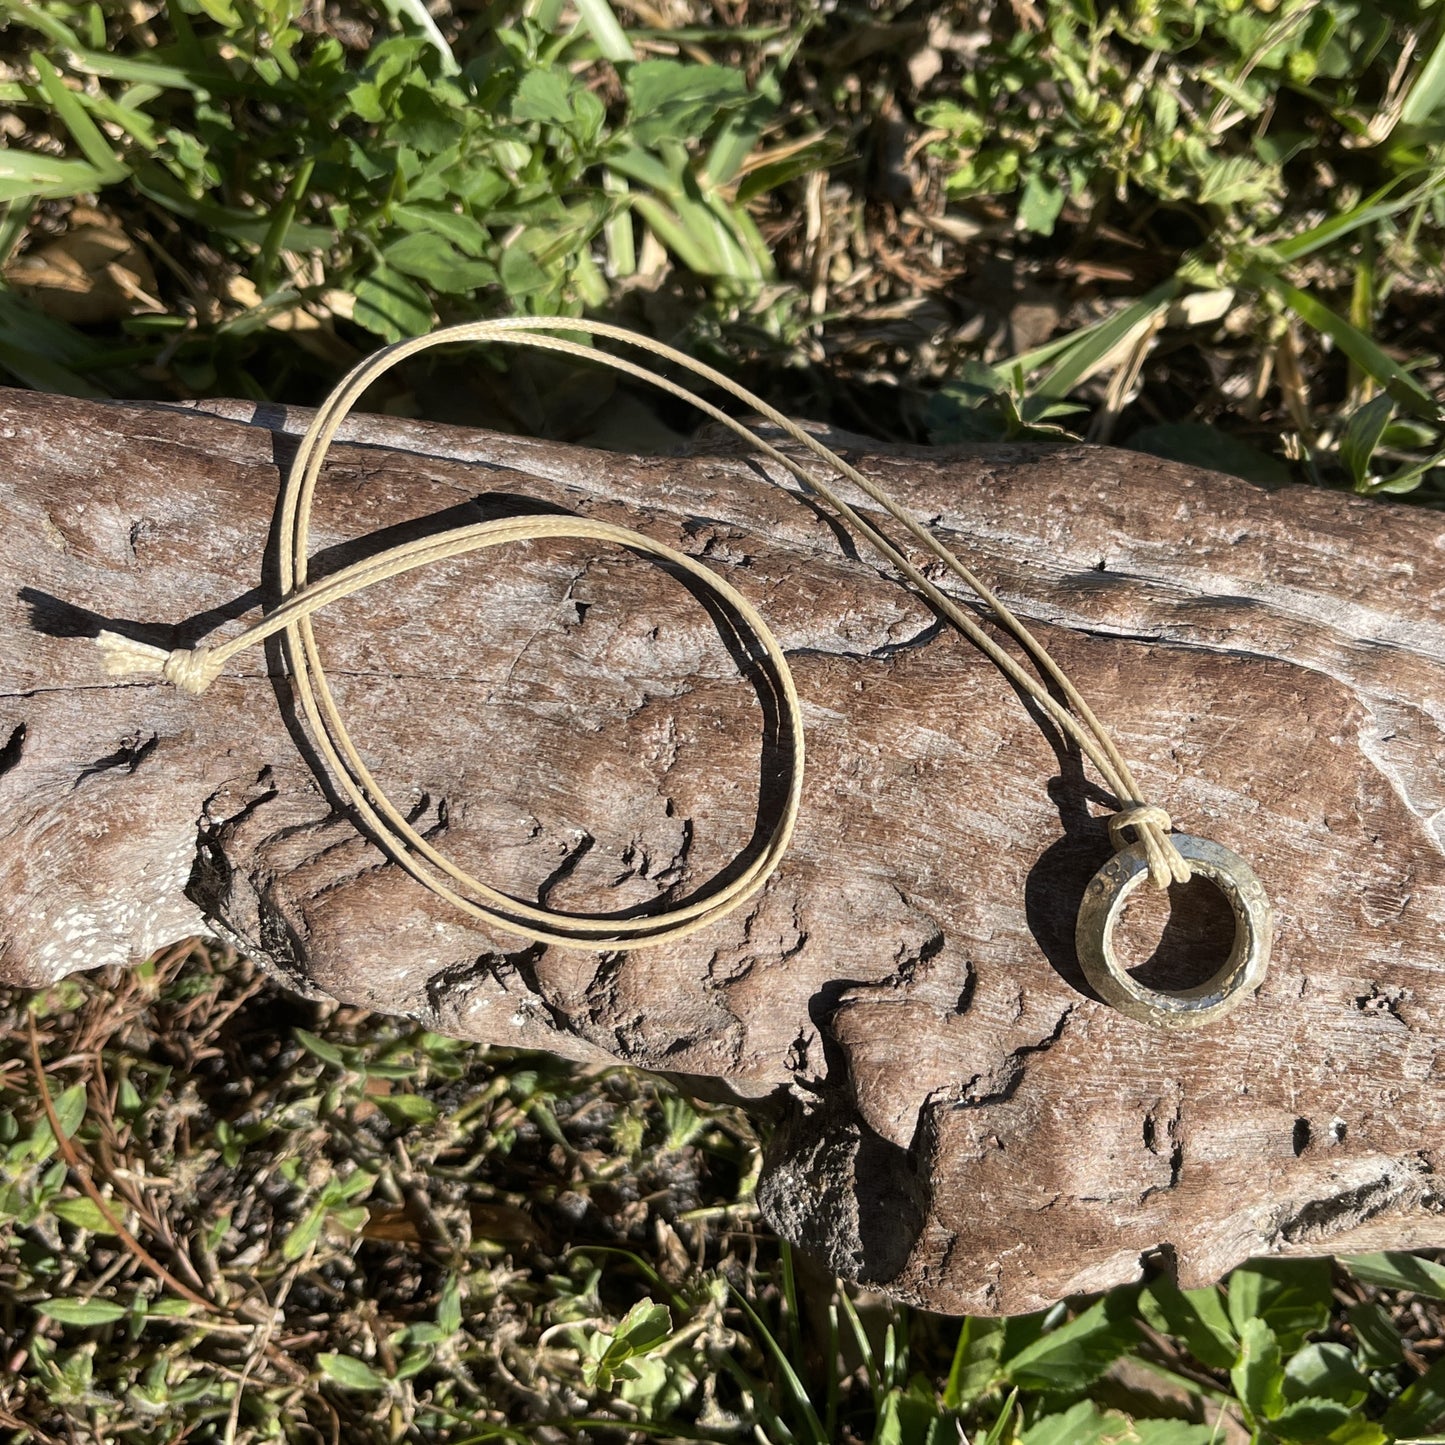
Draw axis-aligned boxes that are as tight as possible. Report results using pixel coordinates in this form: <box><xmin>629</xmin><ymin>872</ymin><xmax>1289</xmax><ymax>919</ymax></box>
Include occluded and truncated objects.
<box><xmin>2</xmin><ymin>385</ymin><xmax>1443</xmax><ymax>1314</ymax></box>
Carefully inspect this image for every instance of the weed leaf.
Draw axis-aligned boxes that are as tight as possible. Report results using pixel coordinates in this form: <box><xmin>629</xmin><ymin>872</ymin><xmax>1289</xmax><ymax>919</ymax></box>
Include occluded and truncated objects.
<box><xmin>1346</xmin><ymin>1252</ymin><xmax>1445</xmax><ymax>1300</ymax></box>
<box><xmin>39</xmin><ymin>1297</ymin><xmax>127</xmax><ymax>1325</ymax></box>
<box><xmin>317</xmin><ymin>1353</ymin><xmax>390</xmax><ymax>1391</ymax></box>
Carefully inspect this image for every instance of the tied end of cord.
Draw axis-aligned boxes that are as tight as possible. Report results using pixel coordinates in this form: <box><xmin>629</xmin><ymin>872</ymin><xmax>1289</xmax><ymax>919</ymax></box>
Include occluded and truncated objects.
<box><xmin>95</xmin><ymin>631</ymin><xmax>224</xmax><ymax>696</ymax></box>
<box><xmin>1109</xmin><ymin>803</ymin><xmax>1192</xmax><ymax>890</ymax></box>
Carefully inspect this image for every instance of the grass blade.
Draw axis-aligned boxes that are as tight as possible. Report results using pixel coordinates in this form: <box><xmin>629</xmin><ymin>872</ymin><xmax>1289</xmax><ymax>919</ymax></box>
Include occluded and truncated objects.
<box><xmin>836</xmin><ymin>1289</ymin><xmax>883</xmax><ymax>1408</ymax></box>
<box><xmin>0</xmin><ymin>338</ymin><xmax>107</xmax><ymax>395</ymax></box>
<box><xmin>1252</xmin><ymin>268</ymin><xmax>1442</xmax><ymax>421</ymax></box>
<box><xmin>1401</xmin><ymin>22</ymin><xmax>1445</xmax><ymax>127</ymax></box>
<box><xmin>7</xmin><ymin>3</ymin><xmax>214</xmax><ymax>90</ymax></box>
<box><xmin>1272</xmin><ymin>172</ymin><xmax>1442</xmax><ymax>263</ymax></box>
<box><xmin>371</xmin><ymin>0</ymin><xmax>459</xmax><ymax>74</ymax></box>
<box><xmin>572</xmin><ymin>0</ymin><xmax>636</xmax><ymax>64</ymax></box>
<box><xmin>258</xmin><ymin>157</ymin><xmax>316</xmax><ymax>292</ymax></box>
<box><xmin>731</xmin><ymin>1285</ymin><xmax>828</xmax><ymax>1445</ymax></box>
<box><xmin>0</xmin><ymin>150</ymin><xmax>109</xmax><ymax>202</ymax></box>
<box><xmin>27</xmin><ymin>53</ymin><xmax>129</xmax><ymax>183</ymax></box>
<box><xmin>781</xmin><ymin>1242</ymin><xmax>804</xmax><ymax>1377</ymax></box>
<box><xmin>1032</xmin><ymin>281</ymin><xmax>1181</xmax><ymax>398</ymax></box>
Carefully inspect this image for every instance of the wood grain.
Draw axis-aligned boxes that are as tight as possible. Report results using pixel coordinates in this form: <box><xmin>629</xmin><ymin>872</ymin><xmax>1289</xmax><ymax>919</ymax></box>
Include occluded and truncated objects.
<box><xmin>2</xmin><ymin>387</ymin><xmax>1441</xmax><ymax>1312</ymax></box>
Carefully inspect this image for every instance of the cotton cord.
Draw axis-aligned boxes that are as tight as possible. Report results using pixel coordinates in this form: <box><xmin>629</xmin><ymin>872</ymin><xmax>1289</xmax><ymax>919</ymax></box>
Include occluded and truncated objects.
<box><xmin>98</xmin><ymin>318</ymin><xmax>1191</xmax><ymax>951</ymax></box>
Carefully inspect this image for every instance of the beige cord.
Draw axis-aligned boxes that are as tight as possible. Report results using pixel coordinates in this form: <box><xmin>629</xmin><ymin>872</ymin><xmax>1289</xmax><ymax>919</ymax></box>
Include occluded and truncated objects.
<box><xmin>98</xmin><ymin>318</ymin><xmax>1190</xmax><ymax>952</ymax></box>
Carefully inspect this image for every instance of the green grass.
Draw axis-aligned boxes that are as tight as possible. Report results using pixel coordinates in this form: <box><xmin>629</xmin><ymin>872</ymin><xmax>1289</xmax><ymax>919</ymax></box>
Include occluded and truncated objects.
<box><xmin>4</xmin><ymin>3</ymin><xmax>1445</xmax><ymax>1440</ymax></box>
<box><xmin>0</xmin><ymin>0</ymin><xmax>1442</xmax><ymax>489</ymax></box>
<box><xmin>2</xmin><ymin>947</ymin><xmax>1444</xmax><ymax>1443</ymax></box>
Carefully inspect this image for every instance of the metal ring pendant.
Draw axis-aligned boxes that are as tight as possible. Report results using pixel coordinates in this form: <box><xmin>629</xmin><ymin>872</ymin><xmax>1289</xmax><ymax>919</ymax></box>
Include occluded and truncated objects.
<box><xmin>1076</xmin><ymin>834</ymin><xmax>1272</xmax><ymax>1029</ymax></box>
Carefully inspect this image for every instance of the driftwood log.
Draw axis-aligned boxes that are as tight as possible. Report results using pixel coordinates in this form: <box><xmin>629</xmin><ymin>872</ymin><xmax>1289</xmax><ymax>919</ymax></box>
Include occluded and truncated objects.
<box><xmin>2</xmin><ymin>385</ymin><xmax>1443</xmax><ymax>1315</ymax></box>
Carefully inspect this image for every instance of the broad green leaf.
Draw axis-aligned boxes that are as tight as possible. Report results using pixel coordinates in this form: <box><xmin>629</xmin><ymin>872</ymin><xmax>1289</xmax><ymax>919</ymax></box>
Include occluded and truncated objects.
<box><xmin>1231</xmin><ymin>1315</ymin><xmax>1284</xmax><ymax>1422</ymax></box>
<box><xmin>582</xmin><ymin>1297</ymin><xmax>677</xmax><ymax>1390</ymax></box>
<box><xmin>383</xmin><ymin>233</ymin><xmax>497</xmax><ymax>293</ymax></box>
<box><xmin>1315</xmin><ymin>1424</ymin><xmax>1387</xmax><ymax>1445</ymax></box>
<box><xmin>1196</xmin><ymin>153</ymin><xmax>1275</xmax><ymax>207</ymax></box>
<box><xmin>1139</xmin><ymin>1278</ymin><xmax>1237</xmax><ymax>1370</ymax></box>
<box><xmin>373</xmin><ymin>0</ymin><xmax>458</xmax><ymax>73</ymax></box>
<box><xmin>391</xmin><ymin>203</ymin><xmax>490</xmax><ymax>256</ymax></box>
<box><xmin>1338</xmin><ymin>393</ymin><xmax>1395</xmax><ymax>487</ymax></box>
<box><xmin>1004</xmin><ymin>1293</ymin><xmax>1140</xmax><ymax>1392</ymax></box>
<box><xmin>612</xmin><ymin>1298</ymin><xmax>673</xmax><ymax>1357</ymax></box>
<box><xmin>351</xmin><ymin>267</ymin><xmax>433</xmax><ymax>342</ymax></box>
<box><xmin>1018</xmin><ymin>172</ymin><xmax>1067</xmax><ymax>235</ymax></box>
<box><xmin>1130</xmin><ymin>1425</ymin><xmax>1219</xmax><ymax>1444</ymax></box>
<box><xmin>39</xmin><ymin>1297</ymin><xmax>127</xmax><ymax>1325</ymax></box>
<box><xmin>512</xmin><ymin>69</ymin><xmax>574</xmax><ymax>128</ymax></box>
<box><xmin>1225</xmin><ymin>1258</ymin><xmax>1331</xmax><ymax>1352</ymax></box>
<box><xmin>1128</xmin><ymin>423</ymin><xmax>1291</xmax><ymax>489</ymax></box>
<box><xmin>943</xmin><ymin>1316</ymin><xmax>1005</xmax><ymax>1408</ymax></box>
<box><xmin>437</xmin><ymin>1275</ymin><xmax>463</xmax><ymax>1336</ymax></box>
<box><xmin>1021</xmin><ymin>1400</ymin><xmax>1111</xmax><ymax>1445</ymax></box>
<box><xmin>194</xmin><ymin>0</ymin><xmax>241</xmax><ymax>24</ymax></box>
<box><xmin>625</xmin><ymin>60</ymin><xmax>751</xmax><ymax>147</ymax></box>
<box><xmin>325</xmin><ymin>1170</ymin><xmax>376</xmax><ymax>1204</ymax></box>
<box><xmin>52</xmin><ymin>1083</ymin><xmax>88</xmax><ymax>1142</ymax></box>
<box><xmin>51</xmin><ymin>1197</ymin><xmax>118</xmax><ymax>1234</ymax></box>
<box><xmin>1345</xmin><ymin>1251</ymin><xmax>1445</xmax><ymax>1300</ymax></box>
<box><xmin>1267</xmin><ymin>1397</ymin><xmax>1358</xmax><ymax>1443</ymax></box>
<box><xmin>1383</xmin><ymin>1354</ymin><xmax>1445</xmax><ymax>1437</ymax></box>
<box><xmin>1282</xmin><ymin>1343</ymin><xmax>1368</xmax><ymax>1408</ymax></box>
<box><xmin>498</xmin><ymin>240</ymin><xmax>553</xmax><ymax>300</ymax></box>
<box><xmin>1381</xmin><ymin>419</ymin><xmax>1439</xmax><ymax>448</ymax></box>
<box><xmin>317</xmin><ymin>1353</ymin><xmax>390</xmax><ymax>1391</ymax></box>
<box><xmin>328</xmin><ymin>1205</ymin><xmax>367</xmax><ymax>1232</ymax></box>
<box><xmin>395</xmin><ymin>1344</ymin><xmax>434</xmax><ymax>1379</ymax></box>
<box><xmin>876</xmin><ymin>1384</ymin><xmax>942</xmax><ymax>1445</ymax></box>
<box><xmin>1028</xmin><ymin>1405</ymin><xmax>1217</xmax><ymax>1444</ymax></box>
<box><xmin>1370</xmin><ymin>451</ymin><xmax>1445</xmax><ymax>494</ymax></box>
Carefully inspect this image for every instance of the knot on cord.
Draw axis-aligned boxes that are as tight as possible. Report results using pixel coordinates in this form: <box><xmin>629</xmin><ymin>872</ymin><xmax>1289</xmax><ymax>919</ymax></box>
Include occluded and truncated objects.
<box><xmin>96</xmin><ymin>631</ymin><xmax>226</xmax><ymax>696</ymax></box>
<box><xmin>1109</xmin><ymin>803</ymin><xmax>1192</xmax><ymax>890</ymax></box>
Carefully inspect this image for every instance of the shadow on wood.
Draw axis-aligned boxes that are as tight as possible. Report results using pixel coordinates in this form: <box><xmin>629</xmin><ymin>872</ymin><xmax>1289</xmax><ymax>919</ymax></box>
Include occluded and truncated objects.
<box><xmin>2</xmin><ymin>387</ymin><xmax>1442</xmax><ymax>1313</ymax></box>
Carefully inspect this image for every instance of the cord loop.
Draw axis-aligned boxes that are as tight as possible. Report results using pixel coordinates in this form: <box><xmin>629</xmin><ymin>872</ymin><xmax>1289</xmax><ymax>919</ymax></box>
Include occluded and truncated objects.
<box><xmin>95</xmin><ymin>319</ymin><xmax>1224</xmax><ymax>953</ymax></box>
<box><xmin>1108</xmin><ymin>804</ymin><xmax>1192</xmax><ymax>889</ymax></box>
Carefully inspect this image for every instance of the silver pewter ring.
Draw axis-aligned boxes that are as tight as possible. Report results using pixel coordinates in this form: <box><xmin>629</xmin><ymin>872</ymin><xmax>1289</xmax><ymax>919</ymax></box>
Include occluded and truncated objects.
<box><xmin>1076</xmin><ymin>834</ymin><xmax>1272</xmax><ymax>1029</ymax></box>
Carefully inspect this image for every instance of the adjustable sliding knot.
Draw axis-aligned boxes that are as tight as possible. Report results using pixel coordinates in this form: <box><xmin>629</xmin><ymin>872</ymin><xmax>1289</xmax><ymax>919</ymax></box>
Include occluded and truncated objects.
<box><xmin>161</xmin><ymin>646</ymin><xmax>225</xmax><ymax>695</ymax></box>
<box><xmin>95</xmin><ymin>631</ymin><xmax>226</xmax><ymax>696</ymax></box>
<box><xmin>1109</xmin><ymin>803</ymin><xmax>1192</xmax><ymax>890</ymax></box>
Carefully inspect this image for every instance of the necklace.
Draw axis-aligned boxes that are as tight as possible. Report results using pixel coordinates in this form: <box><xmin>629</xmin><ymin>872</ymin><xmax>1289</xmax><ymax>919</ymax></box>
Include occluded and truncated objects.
<box><xmin>96</xmin><ymin>319</ymin><xmax>1272</xmax><ymax>1027</ymax></box>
